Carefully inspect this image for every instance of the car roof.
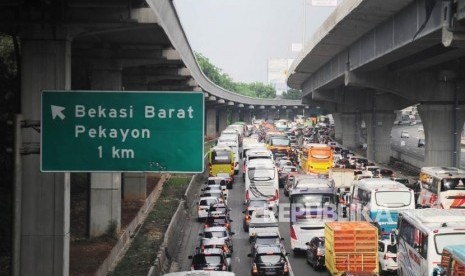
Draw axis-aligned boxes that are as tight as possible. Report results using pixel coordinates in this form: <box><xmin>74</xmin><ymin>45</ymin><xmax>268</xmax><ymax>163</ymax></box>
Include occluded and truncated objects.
<box><xmin>254</xmin><ymin>232</ymin><xmax>280</xmax><ymax>238</ymax></box>
<box><xmin>255</xmin><ymin>244</ymin><xmax>283</xmax><ymax>254</ymax></box>
<box><xmin>203</xmin><ymin>226</ymin><xmax>228</xmax><ymax>232</ymax></box>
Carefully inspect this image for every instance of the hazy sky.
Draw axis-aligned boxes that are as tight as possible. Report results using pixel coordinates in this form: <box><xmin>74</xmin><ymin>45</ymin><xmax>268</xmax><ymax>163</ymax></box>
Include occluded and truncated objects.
<box><xmin>174</xmin><ymin>0</ymin><xmax>339</xmax><ymax>84</ymax></box>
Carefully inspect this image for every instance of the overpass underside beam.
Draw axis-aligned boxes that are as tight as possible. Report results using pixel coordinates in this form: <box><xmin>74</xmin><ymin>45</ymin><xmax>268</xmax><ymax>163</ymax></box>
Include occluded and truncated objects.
<box><xmin>418</xmin><ymin>104</ymin><xmax>465</xmax><ymax>167</ymax></box>
<box><xmin>362</xmin><ymin>111</ymin><xmax>396</xmax><ymax>164</ymax></box>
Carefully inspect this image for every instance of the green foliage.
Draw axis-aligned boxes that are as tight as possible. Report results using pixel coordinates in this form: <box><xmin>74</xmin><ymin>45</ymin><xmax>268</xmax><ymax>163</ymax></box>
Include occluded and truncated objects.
<box><xmin>195</xmin><ymin>52</ymin><xmax>276</xmax><ymax>98</ymax></box>
<box><xmin>281</xmin><ymin>88</ymin><xmax>302</xmax><ymax>100</ymax></box>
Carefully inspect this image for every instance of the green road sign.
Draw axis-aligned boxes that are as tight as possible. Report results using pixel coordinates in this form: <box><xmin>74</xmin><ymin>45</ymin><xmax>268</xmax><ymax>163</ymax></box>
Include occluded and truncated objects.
<box><xmin>41</xmin><ymin>91</ymin><xmax>204</xmax><ymax>173</ymax></box>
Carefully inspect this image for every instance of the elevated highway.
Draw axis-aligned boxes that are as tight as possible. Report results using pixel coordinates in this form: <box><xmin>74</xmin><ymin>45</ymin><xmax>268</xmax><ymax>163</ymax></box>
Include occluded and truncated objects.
<box><xmin>0</xmin><ymin>1</ymin><xmax>304</xmax><ymax>275</ymax></box>
<box><xmin>288</xmin><ymin>0</ymin><xmax>465</xmax><ymax>168</ymax></box>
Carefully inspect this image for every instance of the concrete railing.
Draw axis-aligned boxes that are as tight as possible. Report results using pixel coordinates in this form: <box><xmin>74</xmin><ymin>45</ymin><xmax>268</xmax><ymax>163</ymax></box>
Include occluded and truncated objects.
<box><xmin>95</xmin><ymin>174</ymin><xmax>170</xmax><ymax>276</ymax></box>
<box><xmin>391</xmin><ymin>144</ymin><xmax>425</xmax><ymax>169</ymax></box>
<box><xmin>148</xmin><ymin>173</ymin><xmax>201</xmax><ymax>276</ymax></box>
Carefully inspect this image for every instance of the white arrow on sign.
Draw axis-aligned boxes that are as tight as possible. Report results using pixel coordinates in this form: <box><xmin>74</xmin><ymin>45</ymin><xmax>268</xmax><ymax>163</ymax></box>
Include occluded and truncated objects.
<box><xmin>51</xmin><ymin>105</ymin><xmax>66</xmax><ymax>120</ymax></box>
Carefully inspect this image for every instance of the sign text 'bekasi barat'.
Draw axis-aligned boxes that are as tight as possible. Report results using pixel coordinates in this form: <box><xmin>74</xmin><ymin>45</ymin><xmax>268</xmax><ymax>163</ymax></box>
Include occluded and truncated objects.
<box><xmin>41</xmin><ymin>91</ymin><xmax>204</xmax><ymax>173</ymax></box>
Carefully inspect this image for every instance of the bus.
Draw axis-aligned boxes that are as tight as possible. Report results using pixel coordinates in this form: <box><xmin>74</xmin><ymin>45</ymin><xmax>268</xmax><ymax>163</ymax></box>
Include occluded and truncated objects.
<box><xmin>349</xmin><ymin>178</ymin><xmax>415</xmax><ymax>235</ymax></box>
<box><xmin>397</xmin><ymin>209</ymin><xmax>465</xmax><ymax>276</ymax></box>
<box><xmin>208</xmin><ymin>146</ymin><xmax>234</xmax><ymax>179</ymax></box>
<box><xmin>417</xmin><ymin>167</ymin><xmax>465</xmax><ymax>209</ymax></box>
<box><xmin>289</xmin><ymin>187</ymin><xmax>337</xmax><ymax>252</ymax></box>
<box><xmin>299</xmin><ymin>143</ymin><xmax>333</xmax><ymax>175</ymax></box>
<box><xmin>434</xmin><ymin>245</ymin><xmax>465</xmax><ymax>276</ymax></box>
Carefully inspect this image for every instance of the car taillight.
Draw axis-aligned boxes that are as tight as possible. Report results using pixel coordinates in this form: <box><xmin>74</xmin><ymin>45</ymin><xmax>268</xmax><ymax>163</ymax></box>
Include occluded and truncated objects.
<box><xmin>225</xmin><ymin>223</ymin><xmax>230</xmax><ymax>229</ymax></box>
<box><xmin>290</xmin><ymin>226</ymin><xmax>297</xmax><ymax>240</ymax></box>
<box><xmin>284</xmin><ymin>262</ymin><xmax>289</xmax><ymax>273</ymax></box>
<box><xmin>223</xmin><ymin>244</ymin><xmax>228</xmax><ymax>251</ymax></box>
<box><xmin>246</xmin><ymin>215</ymin><xmax>250</xmax><ymax>220</ymax></box>
<box><xmin>252</xmin><ymin>263</ymin><xmax>258</xmax><ymax>273</ymax></box>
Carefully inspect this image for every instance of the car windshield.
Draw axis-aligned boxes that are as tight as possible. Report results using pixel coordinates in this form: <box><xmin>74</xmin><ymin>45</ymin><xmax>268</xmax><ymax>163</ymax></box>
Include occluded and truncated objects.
<box><xmin>257</xmin><ymin>254</ymin><xmax>284</xmax><ymax>264</ymax></box>
<box><xmin>249</xmin><ymin>168</ymin><xmax>275</xmax><ymax>180</ymax></box>
<box><xmin>386</xmin><ymin>244</ymin><xmax>397</xmax><ymax>253</ymax></box>
<box><xmin>434</xmin><ymin>233</ymin><xmax>465</xmax><ymax>255</ymax></box>
<box><xmin>212</xmin><ymin>151</ymin><xmax>231</xmax><ymax>164</ymax></box>
<box><xmin>441</xmin><ymin>178</ymin><xmax>465</xmax><ymax>191</ymax></box>
<box><xmin>200</xmin><ymin>199</ymin><xmax>217</xmax><ymax>206</ymax></box>
<box><xmin>193</xmin><ymin>255</ymin><xmax>222</xmax><ymax>265</ymax></box>
<box><xmin>256</xmin><ymin>237</ymin><xmax>280</xmax><ymax>245</ymax></box>
<box><xmin>204</xmin><ymin>231</ymin><xmax>227</xmax><ymax>239</ymax></box>
<box><xmin>206</xmin><ymin>218</ymin><xmax>227</xmax><ymax>225</ymax></box>
<box><xmin>271</xmin><ymin>138</ymin><xmax>290</xmax><ymax>146</ymax></box>
<box><xmin>375</xmin><ymin>191</ymin><xmax>412</xmax><ymax>207</ymax></box>
<box><xmin>283</xmin><ymin>167</ymin><xmax>297</xmax><ymax>173</ymax></box>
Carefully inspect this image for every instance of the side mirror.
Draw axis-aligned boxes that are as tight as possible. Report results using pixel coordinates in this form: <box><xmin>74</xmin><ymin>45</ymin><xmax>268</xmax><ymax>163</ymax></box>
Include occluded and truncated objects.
<box><xmin>247</xmin><ymin>253</ymin><xmax>251</xmax><ymax>257</ymax></box>
<box><xmin>305</xmin><ymin>242</ymin><xmax>309</xmax><ymax>245</ymax></box>
<box><xmin>230</xmin><ymin>232</ymin><xmax>235</xmax><ymax>235</ymax></box>
<box><xmin>188</xmin><ymin>255</ymin><xmax>193</xmax><ymax>259</ymax></box>
<box><xmin>242</xmin><ymin>210</ymin><xmax>246</xmax><ymax>214</ymax></box>
<box><xmin>229</xmin><ymin>219</ymin><xmax>234</xmax><ymax>222</ymax></box>
<box><xmin>285</xmin><ymin>252</ymin><xmax>290</xmax><ymax>256</ymax></box>
<box><xmin>280</xmin><ymin>238</ymin><xmax>284</xmax><ymax>241</ymax></box>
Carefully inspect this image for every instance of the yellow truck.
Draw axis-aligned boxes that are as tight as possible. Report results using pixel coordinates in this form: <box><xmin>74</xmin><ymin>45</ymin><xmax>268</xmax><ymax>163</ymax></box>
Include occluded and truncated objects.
<box><xmin>325</xmin><ymin>221</ymin><xmax>379</xmax><ymax>276</ymax></box>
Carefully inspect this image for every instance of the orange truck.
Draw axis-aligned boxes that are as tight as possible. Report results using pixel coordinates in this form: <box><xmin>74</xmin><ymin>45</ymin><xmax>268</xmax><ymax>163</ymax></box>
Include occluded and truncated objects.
<box><xmin>325</xmin><ymin>221</ymin><xmax>379</xmax><ymax>276</ymax></box>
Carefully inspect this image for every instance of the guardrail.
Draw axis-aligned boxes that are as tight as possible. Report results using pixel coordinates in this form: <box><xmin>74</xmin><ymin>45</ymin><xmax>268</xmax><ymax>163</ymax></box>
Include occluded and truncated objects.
<box><xmin>391</xmin><ymin>144</ymin><xmax>425</xmax><ymax>169</ymax></box>
<box><xmin>95</xmin><ymin>174</ymin><xmax>170</xmax><ymax>276</ymax></box>
<box><xmin>148</xmin><ymin>147</ymin><xmax>211</xmax><ymax>276</ymax></box>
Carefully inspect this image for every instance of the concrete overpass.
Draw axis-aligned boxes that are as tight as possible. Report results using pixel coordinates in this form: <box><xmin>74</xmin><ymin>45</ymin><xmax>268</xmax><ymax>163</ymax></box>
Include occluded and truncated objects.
<box><xmin>288</xmin><ymin>0</ymin><xmax>465</xmax><ymax>167</ymax></box>
<box><xmin>0</xmin><ymin>0</ymin><xmax>304</xmax><ymax>275</ymax></box>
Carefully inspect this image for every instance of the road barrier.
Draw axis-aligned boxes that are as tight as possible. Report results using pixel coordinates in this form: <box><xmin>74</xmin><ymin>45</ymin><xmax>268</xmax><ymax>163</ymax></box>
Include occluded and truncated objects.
<box><xmin>95</xmin><ymin>174</ymin><xmax>170</xmax><ymax>276</ymax></box>
<box><xmin>149</xmin><ymin>173</ymin><xmax>203</xmax><ymax>276</ymax></box>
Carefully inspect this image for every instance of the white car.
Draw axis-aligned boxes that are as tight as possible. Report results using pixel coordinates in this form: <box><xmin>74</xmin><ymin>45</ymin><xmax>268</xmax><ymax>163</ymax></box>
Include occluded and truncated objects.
<box><xmin>248</xmin><ymin>209</ymin><xmax>278</xmax><ymax>241</ymax></box>
<box><xmin>197</xmin><ymin>196</ymin><xmax>219</xmax><ymax>221</ymax></box>
<box><xmin>400</xmin><ymin>130</ymin><xmax>410</xmax><ymax>138</ymax></box>
<box><xmin>378</xmin><ymin>238</ymin><xmax>397</xmax><ymax>274</ymax></box>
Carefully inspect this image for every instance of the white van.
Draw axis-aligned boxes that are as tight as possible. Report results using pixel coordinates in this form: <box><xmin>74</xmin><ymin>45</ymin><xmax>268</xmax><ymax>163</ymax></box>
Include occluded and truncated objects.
<box><xmin>245</xmin><ymin>161</ymin><xmax>279</xmax><ymax>211</ymax></box>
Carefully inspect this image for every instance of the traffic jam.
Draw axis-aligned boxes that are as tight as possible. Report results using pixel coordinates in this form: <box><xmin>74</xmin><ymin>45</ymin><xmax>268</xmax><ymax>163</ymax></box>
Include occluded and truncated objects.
<box><xmin>184</xmin><ymin>117</ymin><xmax>465</xmax><ymax>276</ymax></box>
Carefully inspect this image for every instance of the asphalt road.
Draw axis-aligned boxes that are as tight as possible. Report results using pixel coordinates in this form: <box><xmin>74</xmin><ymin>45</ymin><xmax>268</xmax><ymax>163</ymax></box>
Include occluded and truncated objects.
<box><xmin>175</xmin><ymin>170</ymin><xmax>354</xmax><ymax>276</ymax></box>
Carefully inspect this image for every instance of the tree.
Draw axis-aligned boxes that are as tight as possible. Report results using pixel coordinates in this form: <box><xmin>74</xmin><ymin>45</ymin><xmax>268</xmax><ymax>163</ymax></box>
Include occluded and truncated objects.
<box><xmin>281</xmin><ymin>88</ymin><xmax>302</xmax><ymax>100</ymax></box>
<box><xmin>195</xmin><ymin>52</ymin><xmax>276</xmax><ymax>98</ymax></box>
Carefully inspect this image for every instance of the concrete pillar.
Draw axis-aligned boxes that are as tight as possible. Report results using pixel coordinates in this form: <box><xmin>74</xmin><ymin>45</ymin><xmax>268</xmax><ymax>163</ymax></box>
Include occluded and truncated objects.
<box><xmin>341</xmin><ymin>113</ymin><xmax>358</xmax><ymax>149</ymax></box>
<box><xmin>418</xmin><ymin>104</ymin><xmax>465</xmax><ymax>166</ymax></box>
<box><xmin>362</xmin><ymin>111</ymin><xmax>396</xmax><ymax>164</ymax></box>
<box><xmin>332</xmin><ymin>113</ymin><xmax>343</xmax><ymax>142</ymax></box>
<box><xmin>218</xmin><ymin>110</ymin><xmax>229</xmax><ymax>132</ymax></box>
<box><xmin>88</xmin><ymin>64</ymin><xmax>124</xmax><ymax>236</ymax></box>
<box><xmin>231</xmin><ymin>109</ymin><xmax>240</xmax><ymax>122</ymax></box>
<box><xmin>243</xmin><ymin>109</ymin><xmax>252</xmax><ymax>123</ymax></box>
<box><xmin>268</xmin><ymin>109</ymin><xmax>277</xmax><ymax>120</ymax></box>
<box><xmin>89</xmin><ymin>173</ymin><xmax>121</xmax><ymax>236</ymax></box>
<box><xmin>206</xmin><ymin>109</ymin><xmax>217</xmax><ymax>137</ymax></box>
<box><xmin>123</xmin><ymin>173</ymin><xmax>146</xmax><ymax>200</ymax></box>
<box><xmin>20</xmin><ymin>34</ymin><xmax>71</xmax><ymax>276</ymax></box>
